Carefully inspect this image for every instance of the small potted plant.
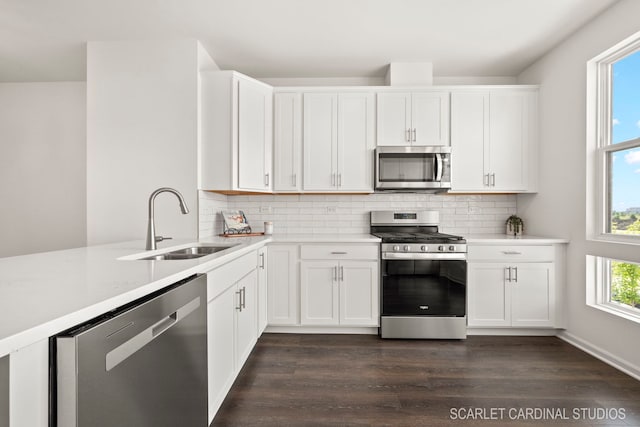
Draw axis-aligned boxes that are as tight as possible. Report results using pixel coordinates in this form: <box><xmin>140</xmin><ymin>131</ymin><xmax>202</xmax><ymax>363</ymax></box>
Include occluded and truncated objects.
<box><xmin>506</xmin><ymin>215</ymin><xmax>524</xmax><ymax>237</ymax></box>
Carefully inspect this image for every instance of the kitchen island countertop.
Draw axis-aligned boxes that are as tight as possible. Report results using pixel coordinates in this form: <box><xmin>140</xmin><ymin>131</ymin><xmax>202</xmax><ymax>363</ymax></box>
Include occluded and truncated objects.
<box><xmin>0</xmin><ymin>233</ymin><xmax>380</xmax><ymax>357</ymax></box>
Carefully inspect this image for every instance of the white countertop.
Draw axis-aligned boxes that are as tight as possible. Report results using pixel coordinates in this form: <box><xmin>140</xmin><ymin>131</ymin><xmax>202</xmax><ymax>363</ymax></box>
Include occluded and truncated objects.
<box><xmin>465</xmin><ymin>234</ymin><xmax>569</xmax><ymax>244</ymax></box>
<box><xmin>1</xmin><ymin>231</ymin><xmax>567</xmax><ymax>357</ymax></box>
<box><xmin>0</xmin><ymin>233</ymin><xmax>380</xmax><ymax>357</ymax></box>
<box><xmin>269</xmin><ymin>233</ymin><xmax>381</xmax><ymax>243</ymax></box>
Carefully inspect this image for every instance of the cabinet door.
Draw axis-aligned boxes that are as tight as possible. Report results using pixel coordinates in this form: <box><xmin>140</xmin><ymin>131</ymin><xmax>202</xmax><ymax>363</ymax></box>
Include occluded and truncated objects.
<box><xmin>238</xmin><ymin>78</ymin><xmax>270</xmax><ymax>191</ymax></box>
<box><xmin>450</xmin><ymin>91</ymin><xmax>489</xmax><ymax>191</ymax></box>
<box><xmin>274</xmin><ymin>93</ymin><xmax>302</xmax><ymax>192</ymax></box>
<box><xmin>337</xmin><ymin>93</ymin><xmax>374</xmax><ymax>191</ymax></box>
<box><xmin>488</xmin><ymin>91</ymin><xmax>527</xmax><ymax>191</ymax></box>
<box><xmin>267</xmin><ymin>245</ymin><xmax>299</xmax><ymax>325</ymax></box>
<box><xmin>467</xmin><ymin>263</ymin><xmax>511</xmax><ymax>327</ymax></box>
<box><xmin>300</xmin><ymin>261</ymin><xmax>339</xmax><ymax>325</ymax></box>
<box><xmin>339</xmin><ymin>261</ymin><xmax>379</xmax><ymax>326</ymax></box>
<box><xmin>511</xmin><ymin>263</ymin><xmax>555</xmax><ymax>327</ymax></box>
<box><xmin>377</xmin><ymin>92</ymin><xmax>411</xmax><ymax>146</ymax></box>
<box><xmin>235</xmin><ymin>270</ymin><xmax>258</xmax><ymax>370</ymax></box>
<box><xmin>207</xmin><ymin>285</ymin><xmax>236</xmax><ymax>422</ymax></box>
<box><xmin>257</xmin><ymin>247</ymin><xmax>268</xmax><ymax>335</ymax></box>
<box><xmin>303</xmin><ymin>93</ymin><xmax>337</xmax><ymax>191</ymax></box>
<box><xmin>411</xmin><ymin>92</ymin><xmax>450</xmax><ymax>146</ymax></box>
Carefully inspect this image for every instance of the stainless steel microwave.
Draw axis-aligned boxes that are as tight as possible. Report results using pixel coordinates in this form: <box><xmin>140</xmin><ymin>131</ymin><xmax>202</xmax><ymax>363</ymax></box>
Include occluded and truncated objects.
<box><xmin>375</xmin><ymin>146</ymin><xmax>451</xmax><ymax>191</ymax></box>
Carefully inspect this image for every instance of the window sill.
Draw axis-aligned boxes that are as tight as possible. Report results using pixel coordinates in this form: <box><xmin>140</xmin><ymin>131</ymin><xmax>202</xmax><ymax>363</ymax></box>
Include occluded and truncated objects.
<box><xmin>588</xmin><ymin>234</ymin><xmax>640</xmax><ymax>246</ymax></box>
<box><xmin>587</xmin><ymin>301</ymin><xmax>640</xmax><ymax>325</ymax></box>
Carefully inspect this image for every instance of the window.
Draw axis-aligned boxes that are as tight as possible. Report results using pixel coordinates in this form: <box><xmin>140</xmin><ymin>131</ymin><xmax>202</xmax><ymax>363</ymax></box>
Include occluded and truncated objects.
<box><xmin>593</xmin><ymin>39</ymin><xmax>640</xmax><ymax>241</ymax></box>
<box><xmin>587</xmin><ymin>31</ymin><xmax>640</xmax><ymax>323</ymax></box>
<box><xmin>588</xmin><ymin>256</ymin><xmax>640</xmax><ymax>321</ymax></box>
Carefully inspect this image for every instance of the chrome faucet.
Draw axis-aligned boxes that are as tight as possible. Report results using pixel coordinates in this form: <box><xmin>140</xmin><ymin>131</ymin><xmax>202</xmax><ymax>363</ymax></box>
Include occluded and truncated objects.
<box><xmin>146</xmin><ymin>187</ymin><xmax>189</xmax><ymax>250</ymax></box>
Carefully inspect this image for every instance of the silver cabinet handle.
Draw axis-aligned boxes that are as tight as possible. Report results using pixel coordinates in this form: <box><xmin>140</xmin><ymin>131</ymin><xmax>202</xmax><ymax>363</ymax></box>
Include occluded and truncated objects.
<box><xmin>236</xmin><ymin>289</ymin><xmax>243</xmax><ymax>312</ymax></box>
<box><xmin>339</xmin><ymin>266</ymin><xmax>344</xmax><ymax>282</ymax></box>
<box><xmin>490</xmin><ymin>173</ymin><xmax>496</xmax><ymax>187</ymax></box>
<box><xmin>259</xmin><ymin>252</ymin><xmax>265</xmax><ymax>269</ymax></box>
<box><xmin>412</xmin><ymin>128</ymin><xmax>417</xmax><ymax>142</ymax></box>
<box><xmin>505</xmin><ymin>267</ymin><xmax>511</xmax><ymax>282</ymax></box>
<box><xmin>484</xmin><ymin>174</ymin><xmax>490</xmax><ymax>186</ymax></box>
<box><xmin>106</xmin><ymin>297</ymin><xmax>201</xmax><ymax>371</ymax></box>
<box><xmin>292</xmin><ymin>173</ymin><xmax>297</xmax><ymax>187</ymax></box>
<box><xmin>502</xmin><ymin>251</ymin><xmax>522</xmax><ymax>255</ymax></box>
<box><xmin>332</xmin><ymin>266</ymin><xmax>337</xmax><ymax>282</ymax></box>
<box><xmin>264</xmin><ymin>173</ymin><xmax>270</xmax><ymax>186</ymax></box>
<box><xmin>338</xmin><ymin>173</ymin><xmax>342</xmax><ymax>187</ymax></box>
<box><xmin>331</xmin><ymin>173</ymin><xmax>336</xmax><ymax>186</ymax></box>
<box><xmin>513</xmin><ymin>267</ymin><xmax>518</xmax><ymax>283</ymax></box>
<box><xmin>330</xmin><ymin>251</ymin><xmax>348</xmax><ymax>255</ymax></box>
<box><xmin>241</xmin><ymin>286</ymin><xmax>246</xmax><ymax>309</ymax></box>
<box><xmin>406</xmin><ymin>129</ymin><xmax>411</xmax><ymax>142</ymax></box>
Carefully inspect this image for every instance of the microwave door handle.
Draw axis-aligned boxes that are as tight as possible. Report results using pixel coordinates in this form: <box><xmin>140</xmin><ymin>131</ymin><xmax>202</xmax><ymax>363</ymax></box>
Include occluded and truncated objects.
<box><xmin>435</xmin><ymin>153</ymin><xmax>443</xmax><ymax>182</ymax></box>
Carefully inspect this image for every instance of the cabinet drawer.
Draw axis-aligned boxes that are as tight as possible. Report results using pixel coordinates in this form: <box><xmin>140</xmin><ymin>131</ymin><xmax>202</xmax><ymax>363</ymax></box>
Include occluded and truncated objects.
<box><xmin>207</xmin><ymin>251</ymin><xmax>257</xmax><ymax>301</ymax></box>
<box><xmin>300</xmin><ymin>244</ymin><xmax>378</xmax><ymax>260</ymax></box>
<box><xmin>467</xmin><ymin>245</ymin><xmax>553</xmax><ymax>262</ymax></box>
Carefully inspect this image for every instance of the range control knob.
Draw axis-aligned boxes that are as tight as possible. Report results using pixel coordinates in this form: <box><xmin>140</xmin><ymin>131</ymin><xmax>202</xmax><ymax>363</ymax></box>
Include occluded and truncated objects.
<box><xmin>438</xmin><ymin>245</ymin><xmax>444</xmax><ymax>252</ymax></box>
<box><xmin>393</xmin><ymin>245</ymin><xmax>400</xmax><ymax>252</ymax></box>
<box><xmin>449</xmin><ymin>245</ymin><xmax>456</xmax><ymax>252</ymax></box>
<box><xmin>403</xmin><ymin>245</ymin><xmax>410</xmax><ymax>252</ymax></box>
<box><xmin>420</xmin><ymin>245</ymin><xmax>427</xmax><ymax>252</ymax></box>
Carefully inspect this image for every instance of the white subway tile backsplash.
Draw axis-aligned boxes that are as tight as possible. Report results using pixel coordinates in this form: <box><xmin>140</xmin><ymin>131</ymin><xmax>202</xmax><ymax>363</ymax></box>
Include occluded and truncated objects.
<box><xmin>198</xmin><ymin>190</ymin><xmax>516</xmax><ymax>237</ymax></box>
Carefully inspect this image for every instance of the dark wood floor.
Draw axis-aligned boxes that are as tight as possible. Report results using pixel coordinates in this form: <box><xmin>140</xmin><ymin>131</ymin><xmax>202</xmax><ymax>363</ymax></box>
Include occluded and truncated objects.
<box><xmin>211</xmin><ymin>334</ymin><xmax>640</xmax><ymax>426</ymax></box>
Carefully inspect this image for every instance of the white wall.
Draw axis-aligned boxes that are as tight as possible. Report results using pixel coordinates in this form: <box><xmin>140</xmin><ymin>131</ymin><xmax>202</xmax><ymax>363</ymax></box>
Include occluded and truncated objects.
<box><xmin>0</xmin><ymin>82</ymin><xmax>86</xmax><ymax>257</ymax></box>
<box><xmin>517</xmin><ymin>0</ymin><xmax>640</xmax><ymax>376</ymax></box>
<box><xmin>87</xmin><ymin>40</ymin><xmax>213</xmax><ymax>245</ymax></box>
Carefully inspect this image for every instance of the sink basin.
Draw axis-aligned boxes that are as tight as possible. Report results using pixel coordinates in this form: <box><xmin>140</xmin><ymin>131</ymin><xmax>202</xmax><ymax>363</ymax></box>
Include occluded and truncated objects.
<box><xmin>139</xmin><ymin>245</ymin><xmax>235</xmax><ymax>261</ymax></box>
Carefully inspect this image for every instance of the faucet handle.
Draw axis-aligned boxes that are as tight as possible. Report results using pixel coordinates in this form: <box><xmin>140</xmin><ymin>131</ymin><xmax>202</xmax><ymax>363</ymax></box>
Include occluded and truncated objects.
<box><xmin>155</xmin><ymin>236</ymin><xmax>172</xmax><ymax>243</ymax></box>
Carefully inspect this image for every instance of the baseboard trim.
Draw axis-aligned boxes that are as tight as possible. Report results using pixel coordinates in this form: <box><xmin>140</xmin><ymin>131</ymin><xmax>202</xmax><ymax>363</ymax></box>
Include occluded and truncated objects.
<box><xmin>557</xmin><ymin>330</ymin><xmax>640</xmax><ymax>381</ymax></box>
<box><xmin>265</xmin><ymin>326</ymin><xmax>378</xmax><ymax>335</ymax></box>
<box><xmin>467</xmin><ymin>328</ymin><xmax>558</xmax><ymax>336</ymax></box>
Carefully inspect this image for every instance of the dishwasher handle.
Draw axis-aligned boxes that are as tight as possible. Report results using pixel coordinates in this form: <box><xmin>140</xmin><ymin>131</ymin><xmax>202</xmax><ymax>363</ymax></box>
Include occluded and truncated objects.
<box><xmin>105</xmin><ymin>296</ymin><xmax>201</xmax><ymax>371</ymax></box>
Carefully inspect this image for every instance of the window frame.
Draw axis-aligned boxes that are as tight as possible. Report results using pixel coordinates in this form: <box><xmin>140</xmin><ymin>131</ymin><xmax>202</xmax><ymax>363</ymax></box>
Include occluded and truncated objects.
<box><xmin>591</xmin><ymin>34</ymin><xmax>640</xmax><ymax>244</ymax></box>
<box><xmin>587</xmin><ymin>31</ymin><xmax>640</xmax><ymax>324</ymax></box>
<box><xmin>589</xmin><ymin>256</ymin><xmax>640</xmax><ymax>323</ymax></box>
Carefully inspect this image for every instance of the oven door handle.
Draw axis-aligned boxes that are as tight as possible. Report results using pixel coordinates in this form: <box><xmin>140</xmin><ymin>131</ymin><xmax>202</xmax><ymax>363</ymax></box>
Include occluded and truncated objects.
<box><xmin>382</xmin><ymin>252</ymin><xmax>466</xmax><ymax>261</ymax></box>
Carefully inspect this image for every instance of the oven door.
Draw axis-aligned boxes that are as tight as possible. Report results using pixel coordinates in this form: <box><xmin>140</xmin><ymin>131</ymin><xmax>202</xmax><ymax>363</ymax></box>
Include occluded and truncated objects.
<box><xmin>375</xmin><ymin>146</ymin><xmax>451</xmax><ymax>191</ymax></box>
<box><xmin>381</xmin><ymin>258</ymin><xmax>466</xmax><ymax>317</ymax></box>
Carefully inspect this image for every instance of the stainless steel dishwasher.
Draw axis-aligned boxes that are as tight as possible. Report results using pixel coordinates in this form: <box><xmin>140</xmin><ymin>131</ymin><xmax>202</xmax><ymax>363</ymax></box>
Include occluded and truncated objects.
<box><xmin>54</xmin><ymin>274</ymin><xmax>207</xmax><ymax>427</ymax></box>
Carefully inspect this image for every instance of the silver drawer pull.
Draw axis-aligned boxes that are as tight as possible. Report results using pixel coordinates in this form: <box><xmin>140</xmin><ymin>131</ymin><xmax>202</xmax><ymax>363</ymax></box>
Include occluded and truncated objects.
<box><xmin>330</xmin><ymin>251</ymin><xmax>348</xmax><ymax>255</ymax></box>
<box><xmin>502</xmin><ymin>251</ymin><xmax>522</xmax><ymax>255</ymax></box>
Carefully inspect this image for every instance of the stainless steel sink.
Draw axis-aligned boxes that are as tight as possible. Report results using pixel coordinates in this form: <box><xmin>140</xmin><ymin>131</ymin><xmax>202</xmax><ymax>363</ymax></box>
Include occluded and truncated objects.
<box><xmin>139</xmin><ymin>245</ymin><xmax>235</xmax><ymax>261</ymax></box>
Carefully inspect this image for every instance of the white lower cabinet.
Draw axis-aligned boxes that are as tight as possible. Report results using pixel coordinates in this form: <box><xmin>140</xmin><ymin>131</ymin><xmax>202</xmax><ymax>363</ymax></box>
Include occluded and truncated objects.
<box><xmin>206</xmin><ymin>251</ymin><xmax>259</xmax><ymax>423</ymax></box>
<box><xmin>299</xmin><ymin>244</ymin><xmax>379</xmax><ymax>327</ymax></box>
<box><xmin>8</xmin><ymin>340</ymin><xmax>49</xmax><ymax>427</ymax></box>
<box><xmin>267</xmin><ymin>244</ymin><xmax>299</xmax><ymax>325</ymax></box>
<box><xmin>467</xmin><ymin>244</ymin><xmax>556</xmax><ymax>329</ymax></box>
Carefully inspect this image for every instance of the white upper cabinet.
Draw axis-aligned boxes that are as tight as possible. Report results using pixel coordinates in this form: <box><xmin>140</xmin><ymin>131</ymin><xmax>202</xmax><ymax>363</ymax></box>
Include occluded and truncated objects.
<box><xmin>450</xmin><ymin>88</ymin><xmax>538</xmax><ymax>193</ymax></box>
<box><xmin>377</xmin><ymin>91</ymin><xmax>449</xmax><ymax>146</ymax></box>
<box><xmin>303</xmin><ymin>93</ymin><xmax>336</xmax><ymax>191</ymax></box>
<box><xmin>273</xmin><ymin>93</ymin><xmax>302</xmax><ymax>192</ymax></box>
<box><xmin>199</xmin><ymin>71</ymin><xmax>273</xmax><ymax>193</ymax></box>
<box><xmin>303</xmin><ymin>92</ymin><xmax>374</xmax><ymax>192</ymax></box>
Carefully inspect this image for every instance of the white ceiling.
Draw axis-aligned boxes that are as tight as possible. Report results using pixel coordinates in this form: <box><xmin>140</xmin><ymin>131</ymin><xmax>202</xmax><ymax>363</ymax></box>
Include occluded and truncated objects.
<box><xmin>0</xmin><ymin>0</ymin><xmax>618</xmax><ymax>82</ymax></box>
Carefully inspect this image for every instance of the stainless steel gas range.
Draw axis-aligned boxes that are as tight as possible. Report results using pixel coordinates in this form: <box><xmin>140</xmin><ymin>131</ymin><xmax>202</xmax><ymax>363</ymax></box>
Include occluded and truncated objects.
<box><xmin>370</xmin><ymin>211</ymin><xmax>467</xmax><ymax>339</ymax></box>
